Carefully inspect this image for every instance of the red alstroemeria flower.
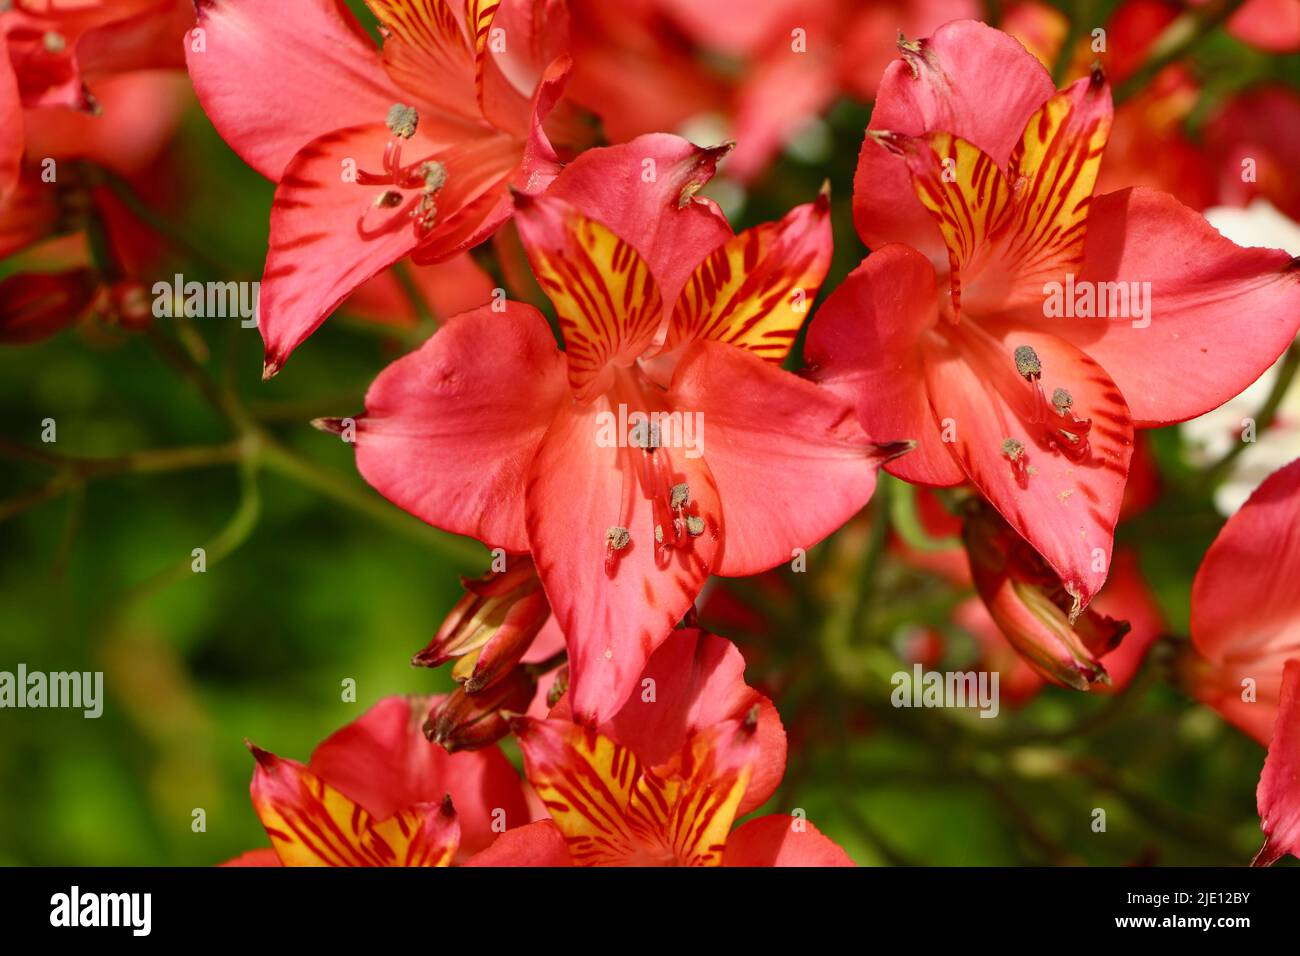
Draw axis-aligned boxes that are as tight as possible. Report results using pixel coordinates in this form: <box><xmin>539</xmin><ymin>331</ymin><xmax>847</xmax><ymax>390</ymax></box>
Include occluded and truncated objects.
<box><xmin>224</xmin><ymin>695</ymin><xmax>531</xmax><ymax>867</ymax></box>
<box><xmin>466</xmin><ymin>628</ymin><xmax>855</xmax><ymax>866</ymax></box>
<box><xmin>1186</xmin><ymin>457</ymin><xmax>1300</xmax><ymax>865</ymax></box>
<box><xmin>0</xmin><ymin>0</ymin><xmax>191</xmax><ymax>199</ymax></box>
<box><xmin>807</xmin><ymin>20</ymin><xmax>1300</xmax><ymax>616</ymax></box>
<box><xmin>187</xmin><ymin>0</ymin><xmax>574</xmax><ymax>375</ymax></box>
<box><xmin>348</xmin><ymin>135</ymin><xmax>903</xmax><ymax>723</ymax></box>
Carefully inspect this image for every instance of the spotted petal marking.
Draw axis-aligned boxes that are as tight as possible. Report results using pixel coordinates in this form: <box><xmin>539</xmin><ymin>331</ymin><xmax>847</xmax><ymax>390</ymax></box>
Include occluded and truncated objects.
<box><xmin>1000</xmin><ymin>73</ymin><xmax>1113</xmax><ymax>287</ymax></box>
<box><xmin>515</xmin><ymin>196</ymin><xmax>664</xmax><ymax>401</ymax></box>
<box><xmin>249</xmin><ymin>746</ymin><xmax>459</xmax><ymax>867</ymax></box>
<box><xmin>665</xmin><ymin>194</ymin><xmax>832</xmax><ymax>363</ymax></box>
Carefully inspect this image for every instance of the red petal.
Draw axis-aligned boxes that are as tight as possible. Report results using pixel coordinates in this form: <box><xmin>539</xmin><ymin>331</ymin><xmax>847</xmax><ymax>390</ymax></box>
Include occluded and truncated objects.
<box><xmin>463</xmin><ymin>820</ymin><xmax>572</xmax><ymax>866</ymax></box>
<box><xmin>1192</xmin><ymin>458</ymin><xmax>1300</xmax><ymax>744</ymax></box>
<box><xmin>188</xmin><ymin>0</ymin><xmax>403</xmax><ymax>180</ymax></box>
<box><xmin>1255</xmin><ymin>660</ymin><xmax>1300</xmax><ymax>866</ymax></box>
<box><xmin>805</xmin><ymin>244</ymin><xmax>965</xmax><ymax>486</ymax></box>
<box><xmin>670</xmin><ymin>340</ymin><xmax>895</xmax><ymax>576</ymax></box>
<box><xmin>1061</xmin><ymin>187</ymin><xmax>1300</xmax><ymax>425</ymax></box>
<box><xmin>355</xmin><ymin>303</ymin><xmax>566</xmax><ymax>553</ymax></box>
<box><xmin>723</xmin><ymin>815</ymin><xmax>856</xmax><ymax>867</ymax></box>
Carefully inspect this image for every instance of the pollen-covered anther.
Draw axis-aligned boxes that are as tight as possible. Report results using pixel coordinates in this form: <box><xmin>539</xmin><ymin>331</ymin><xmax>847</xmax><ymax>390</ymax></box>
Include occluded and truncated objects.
<box><xmin>1013</xmin><ymin>345</ymin><xmax>1041</xmax><ymax>380</ymax></box>
<box><xmin>604</xmin><ymin>526</ymin><xmax>630</xmax><ymax>578</ymax></box>
<box><xmin>685</xmin><ymin>515</ymin><xmax>706</xmax><ymax>537</ymax></box>
<box><xmin>670</xmin><ymin>482</ymin><xmax>689</xmax><ymax>511</ymax></box>
<box><xmin>43</xmin><ymin>31</ymin><xmax>66</xmax><ymax>53</ymax></box>
<box><xmin>1002</xmin><ymin>437</ymin><xmax>1030</xmax><ymax>488</ymax></box>
<box><xmin>374</xmin><ymin>190</ymin><xmax>403</xmax><ymax>209</ymax></box>
<box><xmin>420</xmin><ymin>160</ymin><xmax>447</xmax><ymax>192</ymax></box>
<box><xmin>386</xmin><ymin>103</ymin><xmax>419</xmax><ymax>140</ymax></box>
<box><xmin>1052</xmin><ymin>387</ymin><xmax>1073</xmax><ymax>413</ymax></box>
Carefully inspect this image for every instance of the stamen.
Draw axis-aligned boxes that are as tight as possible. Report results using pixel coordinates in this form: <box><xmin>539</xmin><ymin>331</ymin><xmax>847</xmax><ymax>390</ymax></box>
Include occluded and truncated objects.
<box><xmin>1002</xmin><ymin>438</ymin><xmax>1030</xmax><ymax>489</ymax></box>
<box><xmin>604</xmin><ymin>526</ymin><xmax>630</xmax><ymax>578</ymax></box>
<box><xmin>43</xmin><ymin>31</ymin><xmax>66</xmax><ymax>53</ymax></box>
<box><xmin>1052</xmin><ymin>387</ymin><xmax>1073</xmax><ymax>413</ymax></box>
<box><xmin>685</xmin><ymin>515</ymin><xmax>706</xmax><ymax>537</ymax></box>
<box><xmin>670</xmin><ymin>483</ymin><xmax>689</xmax><ymax>511</ymax></box>
<box><xmin>386</xmin><ymin>103</ymin><xmax>419</xmax><ymax>140</ymax></box>
<box><xmin>1013</xmin><ymin>345</ymin><xmax>1041</xmax><ymax>380</ymax></box>
<box><xmin>374</xmin><ymin>190</ymin><xmax>403</xmax><ymax>209</ymax></box>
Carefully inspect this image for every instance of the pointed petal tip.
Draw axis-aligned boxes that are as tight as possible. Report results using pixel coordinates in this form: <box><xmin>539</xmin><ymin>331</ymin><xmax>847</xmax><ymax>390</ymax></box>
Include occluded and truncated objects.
<box><xmin>310</xmin><ymin>416</ymin><xmax>347</xmax><ymax>435</ymax></box>
<box><xmin>245</xmin><ymin>739</ymin><xmax>277</xmax><ymax>769</ymax></box>
<box><xmin>261</xmin><ymin>356</ymin><xmax>284</xmax><ymax>381</ymax></box>
<box><xmin>440</xmin><ymin>793</ymin><xmax>456</xmax><ymax>818</ymax></box>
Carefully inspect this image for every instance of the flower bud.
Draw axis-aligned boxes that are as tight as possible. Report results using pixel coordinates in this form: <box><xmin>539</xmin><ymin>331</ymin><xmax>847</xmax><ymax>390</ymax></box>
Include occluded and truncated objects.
<box><xmin>413</xmin><ymin>555</ymin><xmax>550</xmax><ymax>693</ymax></box>
<box><xmin>423</xmin><ymin>669</ymin><xmax>537</xmax><ymax>753</ymax></box>
<box><xmin>963</xmin><ymin>500</ymin><xmax>1128</xmax><ymax>691</ymax></box>
<box><xmin>0</xmin><ymin>269</ymin><xmax>97</xmax><ymax>344</ymax></box>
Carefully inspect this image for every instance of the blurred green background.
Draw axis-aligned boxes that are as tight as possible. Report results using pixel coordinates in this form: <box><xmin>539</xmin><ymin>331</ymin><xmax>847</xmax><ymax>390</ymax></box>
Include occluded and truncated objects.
<box><xmin>1</xmin><ymin>0</ymin><xmax>1297</xmax><ymax>866</ymax></box>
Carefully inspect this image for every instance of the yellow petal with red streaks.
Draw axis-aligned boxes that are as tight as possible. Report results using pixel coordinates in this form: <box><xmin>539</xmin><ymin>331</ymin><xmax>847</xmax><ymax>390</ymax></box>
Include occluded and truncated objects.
<box><xmin>466</xmin><ymin>0</ymin><xmax>502</xmax><ymax>106</ymax></box>
<box><xmin>248</xmin><ymin>744</ymin><xmax>459</xmax><ymax>867</ymax></box>
<box><xmin>999</xmin><ymin>71</ymin><xmax>1113</xmax><ymax>289</ymax></box>
<box><xmin>514</xmin><ymin>195</ymin><xmax>664</xmax><ymax>401</ymax></box>
<box><xmin>665</xmin><ymin>194</ymin><xmax>832</xmax><ymax>363</ymax></box>
<box><xmin>366</xmin><ymin>0</ymin><xmax>479</xmax><ymax>123</ymax></box>
<box><xmin>512</xmin><ymin>718</ymin><xmax>650</xmax><ymax>865</ymax></box>
<box><xmin>660</xmin><ymin>717</ymin><xmax>758</xmax><ymax>866</ymax></box>
<box><xmin>878</xmin><ymin>129</ymin><xmax>1014</xmax><ymax>317</ymax></box>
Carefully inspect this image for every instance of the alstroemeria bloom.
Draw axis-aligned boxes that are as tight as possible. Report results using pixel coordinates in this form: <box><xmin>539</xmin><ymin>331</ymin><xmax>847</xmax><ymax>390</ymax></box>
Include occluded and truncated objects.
<box><xmin>806</xmin><ymin>20</ymin><xmax>1300</xmax><ymax>619</ymax></box>
<box><xmin>224</xmin><ymin>695</ymin><xmax>530</xmax><ymax>866</ymax></box>
<box><xmin>187</xmin><ymin>0</ymin><xmax>573</xmax><ymax>375</ymax></box>
<box><xmin>1186</xmin><ymin>458</ymin><xmax>1300</xmax><ymax>864</ymax></box>
<box><xmin>351</xmin><ymin>132</ymin><xmax>904</xmax><ymax>717</ymax></box>
<box><xmin>348</xmin><ymin>135</ymin><xmax>902</xmax><ymax>723</ymax></box>
<box><xmin>467</xmin><ymin>628</ymin><xmax>855</xmax><ymax>866</ymax></box>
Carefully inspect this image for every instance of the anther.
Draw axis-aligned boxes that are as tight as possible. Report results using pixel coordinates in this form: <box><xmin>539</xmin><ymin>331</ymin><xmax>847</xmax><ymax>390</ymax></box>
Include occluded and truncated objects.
<box><xmin>375</xmin><ymin>190</ymin><xmax>403</xmax><ymax>208</ymax></box>
<box><xmin>604</xmin><ymin>526</ymin><xmax>630</xmax><ymax>578</ymax></box>
<box><xmin>1052</xmin><ymin>387</ymin><xmax>1073</xmax><ymax>413</ymax></box>
<box><xmin>685</xmin><ymin>515</ymin><xmax>705</xmax><ymax>537</ymax></box>
<box><xmin>420</xmin><ymin>160</ymin><xmax>447</xmax><ymax>192</ymax></box>
<box><xmin>670</xmin><ymin>483</ymin><xmax>689</xmax><ymax>511</ymax></box>
<box><xmin>386</xmin><ymin>103</ymin><xmax>419</xmax><ymax>140</ymax></box>
<box><xmin>1013</xmin><ymin>345</ymin><xmax>1041</xmax><ymax>380</ymax></box>
<box><xmin>43</xmin><ymin>31</ymin><xmax>66</xmax><ymax>53</ymax></box>
<box><xmin>1002</xmin><ymin>438</ymin><xmax>1030</xmax><ymax>489</ymax></box>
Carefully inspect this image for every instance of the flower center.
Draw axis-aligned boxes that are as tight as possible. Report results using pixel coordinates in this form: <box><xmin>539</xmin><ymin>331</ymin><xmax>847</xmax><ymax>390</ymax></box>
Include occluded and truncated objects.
<box><xmin>355</xmin><ymin>103</ymin><xmax>449</xmax><ymax>240</ymax></box>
